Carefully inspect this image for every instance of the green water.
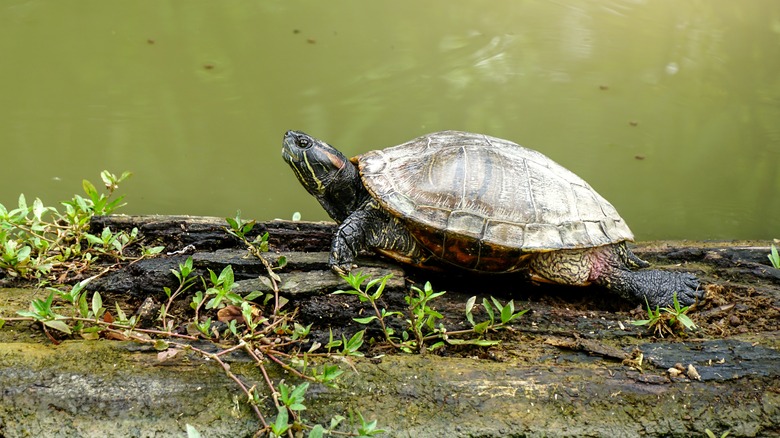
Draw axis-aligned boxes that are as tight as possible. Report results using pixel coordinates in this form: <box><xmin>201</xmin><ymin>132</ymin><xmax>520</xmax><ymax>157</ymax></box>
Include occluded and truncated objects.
<box><xmin>1</xmin><ymin>1</ymin><xmax>778</xmax><ymax>241</ymax></box>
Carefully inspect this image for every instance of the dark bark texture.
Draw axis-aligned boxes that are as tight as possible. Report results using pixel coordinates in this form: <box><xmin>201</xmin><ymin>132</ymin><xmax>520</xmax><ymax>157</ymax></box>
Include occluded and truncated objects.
<box><xmin>1</xmin><ymin>215</ymin><xmax>778</xmax><ymax>437</ymax></box>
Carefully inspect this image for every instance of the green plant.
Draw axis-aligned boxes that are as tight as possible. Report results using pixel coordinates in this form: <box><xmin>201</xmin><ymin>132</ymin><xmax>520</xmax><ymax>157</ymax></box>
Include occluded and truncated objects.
<box><xmin>400</xmin><ymin>280</ymin><xmax>447</xmax><ymax>352</ymax></box>
<box><xmin>0</xmin><ymin>170</ymin><xmax>162</xmax><ymax>281</ymax></box>
<box><xmin>463</xmin><ymin>295</ymin><xmax>526</xmax><ymax>336</ymax></box>
<box><xmin>334</xmin><ymin>271</ymin><xmax>527</xmax><ymax>353</ymax></box>
<box><xmin>219</xmin><ymin>211</ymin><xmax>381</xmax><ymax>435</ymax></box>
<box><xmin>2</xmin><ymin>203</ymin><xmax>383</xmax><ymax>437</ymax></box>
<box><xmin>769</xmin><ymin>244</ymin><xmax>779</xmax><ymax>269</ymax></box>
<box><xmin>631</xmin><ymin>292</ymin><xmax>696</xmax><ymax>337</ymax></box>
<box><xmin>6</xmin><ymin>251</ymin><xmax>377</xmax><ymax>437</ymax></box>
<box><xmin>705</xmin><ymin>428</ymin><xmax>730</xmax><ymax>438</ymax></box>
<box><xmin>352</xmin><ymin>410</ymin><xmax>386</xmax><ymax>436</ymax></box>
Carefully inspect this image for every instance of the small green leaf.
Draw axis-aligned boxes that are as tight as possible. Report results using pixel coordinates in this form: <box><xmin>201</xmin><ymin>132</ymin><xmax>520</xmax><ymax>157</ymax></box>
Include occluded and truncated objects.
<box><xmin>32</xmin><ymin>198</ymin><xmax>46</xmax><ymax>220</ymax></box>
<box><xmin>16</xmin><ymin>310</ymin><xmax>42</xmax><ymax>319</ymax></box>
<box><xmin>17</xmin><ymin>193</ymin><xmax>28</xmax><ymax>211</ymax></box>
<box><xmin>427</xmin><ymin>290</ymin><xmax>446</xmax><ymax>300</ymax></box>
<box><xmin>43</xmin><ymin>319</ymin><xmax>72</xmax><ymax>334</ymax></box>
<box><xmin>677</xmin><ymin>313</ymin><xmax>697</xmax><ymax>330</ymax></box>
<box><xmin>428</xmin><ymin>341</ymin><xmax>446</xmax><ymax>351</ymax></box>
<box><xmin>465</xmin><ymin>295</ymin><xmax>477</xmax><ymax>321</ymax></box>
<box><xmin>100</xmin><ymin>170</ymin><xmax>114</xmax><ymax>187</ymax></box>
<box><xmin>154</xmin><ymin>339</ymin><xmax>170</xmax><ymax>351</ymax></box>
<box><xmin>85</xmin><ymin>233</ymin><xmax>103</xmax><ymax>246</ymax></box>
<box><xmin>447</xmin><ymin>338</ymin><xmax>500</xmax><ymax>346</ymax></box>
<box><xmin>16</xmin><ymin>245</ymin><xmax>31</xmax><ymax>262</ymax></box>
<box><xmin>91</xmin><ymin>292</ymin><xmax>103</xmax><ymax>316</ymax></box>
<box><xmin>320</xmin><ymin>364</ymin><xmax>344</xmax><ymax>382</ymax></box>
<box><xmin>145</xmin><ymin>246</ymin><xmax>165</xmax><ymax>255</ymax></box>
<box><xmin>482</xmin><ymin>298</ymin><xmax>495</xmax><ymax>323</ymax></box>
<box><xmin>78</xmin><ymin>291</ymin><xmax>89</xmax><ymax>317</ymax></box>
<box><xmin>769</xmin><ymin>244</ymin><xmax>780</xmax><ymax>268</ymax></box>
<box><xmin>500</xmin><ymin>300</ymin><xmax>514</xmax><ymax>324</ymax></box>
<box><xmin>343</xmin><ymin>330</ymin><xmax>365</xmax><ymax>356</ymax></box>
<box><xmin>473</xmin><ymin>320</ymin><xmax>491</xmax><ymax>334</ymax></box>
<box><xmin>278</xmin><ymin>381</ymin><xmax>290</xmax><ymax>400</ymax></box>
<box><xmin>631</xmin><ymin>319</ymin><xmax>651</xmax><ymax>326</ymax></box>
<box><xmin>185</xmin><ymin>424</ymin><xmax>202</xmax><ymax>438</ymax></box>
<box><xmin>217</xmin><ymin>265</ymin><xmax>234</xmax><ymax>286</ymax></box>
<box><xmin>225</xmin><ymin>217</ymin><xmax>238</xmax><ymax>230</ymax></box>
<box><xmin>329</xmin><ymin>415</ymin><xmax>345</xmax><ymax>430</ymax></box>
<box><xmin>243</xmin><ymin>290</ymin><xmax>264</xmax><ymax>301</ymax></box>
<box><xmin>115</xmin><ymin>302</ymin><xmax>127</xmax><ymax>322</ymax></box>
<box><xmin>353</xmin><ymin>316</ymin><xmax>378</xmax><ymax>324</ymax></box>
<box><xmin>308</xmin><ymin>425</ymin><xmax>324</xmax><ymax>438</ymax></box>
<box><xmin>272</xmin><ymin>408</ymin><xmax>289</xmax><ymax>435</ymax></box>
<box><xmin>82</xmin><ymin>179</ymin><xmax>98</xmax><ymax>198</ymax></box>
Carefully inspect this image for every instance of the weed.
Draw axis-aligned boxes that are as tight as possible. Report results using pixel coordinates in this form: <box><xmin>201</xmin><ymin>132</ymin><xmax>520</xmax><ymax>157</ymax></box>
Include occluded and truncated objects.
<box><xmin>334</xmin><ymin>271</ymin><xmax>527</xmax><ymax>353</ymax></box>
<box><xmin>0</xmin><ymin>170</ymin><xmax>162</xmax><ymax>281</ymax></box>
<box><xmin>2</xmin><ymin>202</ymin><xmax>382</xmax><ymax>437</ymax></box>
<box><xmin>769</xmin><ymin>244</ymin><xmax>780</xmax><ymax>269</ymax></box>
<box><xmin>631</xmin><ymin>292</ymin><xmax>696</xmax><ymax>337</ymax></box>
<box><xmin>705</xmin><ymin>428</ymin><xmax>730</xmax><ymax>438</ymax></box>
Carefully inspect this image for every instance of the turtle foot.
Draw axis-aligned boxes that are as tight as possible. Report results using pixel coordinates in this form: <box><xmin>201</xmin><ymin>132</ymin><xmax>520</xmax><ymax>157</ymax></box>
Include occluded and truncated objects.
<box><xmin>608</xmin><ymin>269</ymin><xmax>702</xmax><ymax>308</ymax></box>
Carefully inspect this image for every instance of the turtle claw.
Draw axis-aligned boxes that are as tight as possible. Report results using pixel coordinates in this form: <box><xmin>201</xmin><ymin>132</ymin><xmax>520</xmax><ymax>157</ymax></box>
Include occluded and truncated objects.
<box><xmin>330</xmin><ymin>263</ymin><xmax>357</xmax><ymax>277</ymax></box>
<box><xmin>671</xmin><ymin>272</ymin><xmax>703</xmax><ymax>306</ymax></box>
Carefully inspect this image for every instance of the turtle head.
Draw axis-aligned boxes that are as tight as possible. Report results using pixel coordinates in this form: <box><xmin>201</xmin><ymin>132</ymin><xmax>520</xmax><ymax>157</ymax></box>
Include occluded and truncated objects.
<box><xmin>282</xmin><ymin>130</ymin><xmax>367</xmax><ymax>222</ymax></box>
<box><xmin>282</xmin><ymin>130</ymin><xmax>349</xmax><ymax>196</ymax></box>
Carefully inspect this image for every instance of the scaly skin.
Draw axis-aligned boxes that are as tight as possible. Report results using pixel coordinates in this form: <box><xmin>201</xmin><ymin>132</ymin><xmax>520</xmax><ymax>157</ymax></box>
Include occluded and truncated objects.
<box><xmin>528</xmin><ymin>243</ymin><xmax>702</xmax><ymax>307</ymax></box>
<box><xmin>330</xmin><ymin>199</ymin><xmax>426</xmax><ymax>274</ymax></box>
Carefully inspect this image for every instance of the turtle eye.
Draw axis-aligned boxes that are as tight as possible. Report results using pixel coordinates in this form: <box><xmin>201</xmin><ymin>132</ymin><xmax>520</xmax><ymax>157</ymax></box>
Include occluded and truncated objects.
<box><xmin>298</xmin><ymin>137</ymin><xmax>311</xmax><ymax>149</ymax></box>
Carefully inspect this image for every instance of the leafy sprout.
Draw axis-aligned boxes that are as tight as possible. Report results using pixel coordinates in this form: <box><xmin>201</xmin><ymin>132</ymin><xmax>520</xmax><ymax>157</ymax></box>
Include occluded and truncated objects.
<box><xmin>769</xmin><ymin>244</ymin><xmax>779</xmax><ymax>269</ymax></box>
<box><xmin>631</xmin><ymin>292</ymin><xmax>696</xmax><ymax>337</ymax></box>
<box><xmin>335</xmin><ymin>271</ymin><xmax>527</xmax><ymax>353</ymax></box>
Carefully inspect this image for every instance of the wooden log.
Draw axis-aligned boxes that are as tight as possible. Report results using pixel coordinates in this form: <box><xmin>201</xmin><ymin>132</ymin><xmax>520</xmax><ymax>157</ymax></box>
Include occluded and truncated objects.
<box><xmin>0</xmin><ymin>215</ymin><xmax>778</xmax><ymax>437</ymax></box>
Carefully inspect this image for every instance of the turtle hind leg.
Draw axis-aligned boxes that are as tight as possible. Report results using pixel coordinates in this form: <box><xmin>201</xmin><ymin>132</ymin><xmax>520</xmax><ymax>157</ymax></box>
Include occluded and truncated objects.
<box><xmin>526</xmin><ymin>248</ymin><xmax>594</xmax><ymax>287</ymax></box>
<box><xmin>591</xmin><ymin>243</ymin><xmax>702</xmax><ymax>307</ymax></box>
<box><xmin>526</xmin><ymin>243</ymin><xmax>702</xmax><ymax>308</ymax></box>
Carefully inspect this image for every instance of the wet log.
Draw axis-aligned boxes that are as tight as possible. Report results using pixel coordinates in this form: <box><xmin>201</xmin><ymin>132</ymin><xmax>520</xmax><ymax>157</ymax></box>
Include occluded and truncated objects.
<box><xmin>1</xmin><ymin>215</ymin><xmax>778</xmax><ymax>437</ymax></box>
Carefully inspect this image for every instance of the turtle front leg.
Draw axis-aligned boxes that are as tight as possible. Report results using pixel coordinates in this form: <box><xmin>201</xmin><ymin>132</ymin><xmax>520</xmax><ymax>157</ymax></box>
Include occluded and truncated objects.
<box><xmin>329</xmin><ymin>212</ymin><xmax>366</xmax><ymax>275</ymax></box>
<box><xmin>330</xmin><ymin>200</ymin><xmax>426</xmax><ymax>275</ymax></box>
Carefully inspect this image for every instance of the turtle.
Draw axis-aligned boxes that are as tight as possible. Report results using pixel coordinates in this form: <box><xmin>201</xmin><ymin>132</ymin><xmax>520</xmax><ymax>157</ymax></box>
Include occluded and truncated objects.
<box><xmin>281</xmin><ymin>130</ymin><xmax>701</xmax><ymax>307</ymax></box>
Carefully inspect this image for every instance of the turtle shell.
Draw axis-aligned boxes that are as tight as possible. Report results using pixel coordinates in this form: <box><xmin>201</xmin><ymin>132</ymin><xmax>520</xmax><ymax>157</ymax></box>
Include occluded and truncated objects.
<box><xmin>356</xmin><ymin>131</ymin><xmax>634</xmax><ymax>272</ymax></box>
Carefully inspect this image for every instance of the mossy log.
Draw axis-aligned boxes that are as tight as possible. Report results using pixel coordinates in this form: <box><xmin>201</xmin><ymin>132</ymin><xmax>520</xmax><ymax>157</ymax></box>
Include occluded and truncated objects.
<box><xmin>1</xmin><ymin>215</ymin><xmax>778</xmax><ymax>437</ymax></box>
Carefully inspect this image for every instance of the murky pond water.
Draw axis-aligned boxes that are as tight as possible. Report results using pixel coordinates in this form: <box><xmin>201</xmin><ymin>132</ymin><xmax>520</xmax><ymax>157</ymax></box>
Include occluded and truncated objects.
<box><xmin>1</xmin><ymin>0</ymin><xmax>778</xmax><ymax>240</ymax></box>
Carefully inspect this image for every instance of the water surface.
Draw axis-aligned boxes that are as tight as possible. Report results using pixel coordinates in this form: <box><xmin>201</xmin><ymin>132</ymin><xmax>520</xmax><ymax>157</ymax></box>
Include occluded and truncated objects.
<box><xmin>1</xmin><ymin>0</ymin><xmax>778</xmax><ymax>240</ymax></box>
